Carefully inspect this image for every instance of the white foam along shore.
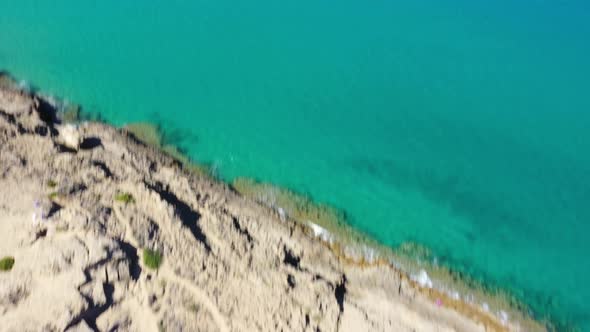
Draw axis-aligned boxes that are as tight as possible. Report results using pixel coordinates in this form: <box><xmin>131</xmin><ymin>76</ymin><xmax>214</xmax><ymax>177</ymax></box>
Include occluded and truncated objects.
<box><xmin>0</xmin><ymin>73</ymin><xmax>547</xmax><ymax>331</ymax></box>
<box><xmin>303</xmin><ymin>219</ymin><xmax>526</xmax><ymax>330</ymax></box>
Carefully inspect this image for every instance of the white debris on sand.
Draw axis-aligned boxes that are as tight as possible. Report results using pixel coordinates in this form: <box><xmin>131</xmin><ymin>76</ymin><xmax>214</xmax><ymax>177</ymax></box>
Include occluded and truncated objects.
<box><xmin>412</xmin><ymin>269</ymin><xmax>433</xmax><ymax>289</ymax></box>
<box><xmin>499</xmin><ymin>310</ymin><xmax>510</xmax><ymax>325</ymax></box>
<box><xmin>58</xmin><ymin>124</ymin><xmax>82</xmax><ymax>150</ymax></box>
<box><xmin>277</xmin><ymin>207</ymin><xmax>286</xmax><ymax>222</ymax></box>
<box><xmin>308</xmin><ymin>221</ymin><xmax>333</xmax><ymax>242</ymax></box>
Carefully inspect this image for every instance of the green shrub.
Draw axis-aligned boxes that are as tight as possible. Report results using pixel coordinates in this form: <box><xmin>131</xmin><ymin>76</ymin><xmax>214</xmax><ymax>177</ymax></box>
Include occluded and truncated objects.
<box><xmin>47</xmin><ymin>180</ymin><xmax>58</xmax><ymax>188</ymax></box>
<box><xmin>0</xmin><ymin>256</ymin><xmax>15</xmax><ymax>271</ymax></box>
<box><xmin>158</xmin><ymin>322</ymin><xmax>166</xmax><ymax>332</ymax></box>
<box><xmin>143</xmin><ymin>249</ymin><xmax>162</xmax><ymax>270</ymax></box>
<box><xmin>115</xmin><ymin>192</ymin><xmax>135</xmax><ymax>204</ymax></box>
<box><xmin>48</xmin><ymin>192</ymin><xmax>58</xmax><ymax>199</ymax></box>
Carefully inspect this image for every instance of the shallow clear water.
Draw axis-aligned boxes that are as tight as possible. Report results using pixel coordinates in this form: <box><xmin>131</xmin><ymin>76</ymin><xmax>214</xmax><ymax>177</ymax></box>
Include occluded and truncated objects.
<box><xmin>1</xmin><ymin>0</ymin><xmax>589</xmax><ymax>329</ymax></box>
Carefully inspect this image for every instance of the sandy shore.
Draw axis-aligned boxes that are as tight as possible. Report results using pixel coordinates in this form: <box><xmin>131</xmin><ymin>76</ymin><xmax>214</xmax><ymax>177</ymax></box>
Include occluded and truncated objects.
<box><xmin>0</xmin><ymin>74</ymin><xmax>545</xmax><ymax>331</ymax></box>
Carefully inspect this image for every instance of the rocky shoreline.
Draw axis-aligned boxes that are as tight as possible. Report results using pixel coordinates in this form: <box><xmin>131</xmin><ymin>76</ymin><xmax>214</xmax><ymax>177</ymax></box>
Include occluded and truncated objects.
<box><xmin>0</xmin><ymin>74</ymin><xmax>545</xmax><ymax>331</ymax></box>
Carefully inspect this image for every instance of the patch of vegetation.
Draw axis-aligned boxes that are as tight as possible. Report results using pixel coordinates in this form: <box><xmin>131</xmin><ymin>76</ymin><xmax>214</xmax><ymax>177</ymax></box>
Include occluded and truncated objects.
<box><xmin>395</xmin><ymin>241</ymin><xmax>434</xmax><ymax>262</ymax></box>
<box><xmin>61</xmin><ymin>103</ymin><xmax>81</xmax><ymax>123</ymax></box>
<box><xmin>56</xmin><ymin>225</ymin><xmax>69</xmax><ymax>233</ymax></box>
<box><xmin>185</xmin><ymin>162</ymin><xmax>217</xmax><ymax>179</ymax></box>
<box><xmin>48</xmin><ymin>192</ymin><xmax>59</xmax><ymax>200</ymax></box>
<box><xmin>115</xmin><ymin>192</ymin><xmax>135</xmax><ymax>204</ymax></box>
<box><xmin>47</xmin><ymin>180</ymin><xmax>58</xmax><ymax>188</ymax></box>
<box><xmin>125</xmin><ymin>122</ymin><xmax>217</xmax><ymax>180</ymax></box>
<box><xmin>186</xmin><ymin>302</ymin><xmax>199</xmax><ymax>313</ymax></box>
<box><xmin>232</xmin><ymin>177</ymin><xmax>346</xmax><ymax>230</ymax></box>
<box><xmin>0</xmin><ymin>256</ymin><xmax>15</xmax><ymax>271</ymax></box>
<box><xmin>0</xmin><ymin>72</ymin><xmax>20</xmax><ymax>90</ymax></box>
<box><xmin>161</xmin><ymin>145</ymin><xmax>217</xmax><ymax>179</ymax></box>
<box><xmin>125</xmin><ymin>122</ymin><xmax>162</xmax><ymax>147</ymax></box>
<box><xmin>143</xmin><ymin>249</ymin><xmax>162</xmax><ymax>270</ymax></box>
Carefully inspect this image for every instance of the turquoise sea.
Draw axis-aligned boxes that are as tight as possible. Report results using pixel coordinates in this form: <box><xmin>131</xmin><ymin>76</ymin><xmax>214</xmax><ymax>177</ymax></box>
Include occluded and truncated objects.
<box><xmin>1</xmin><ymin>0</ymin><xmax>589</xmax><ymax>329</ymax></box>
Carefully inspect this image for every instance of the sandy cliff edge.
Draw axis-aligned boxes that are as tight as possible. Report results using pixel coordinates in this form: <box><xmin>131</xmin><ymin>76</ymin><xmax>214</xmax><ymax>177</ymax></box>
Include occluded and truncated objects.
<box><xmin>0</xmin><ymin>76</ymin><xmax>546</xmax><ymax>331</ymax></box>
